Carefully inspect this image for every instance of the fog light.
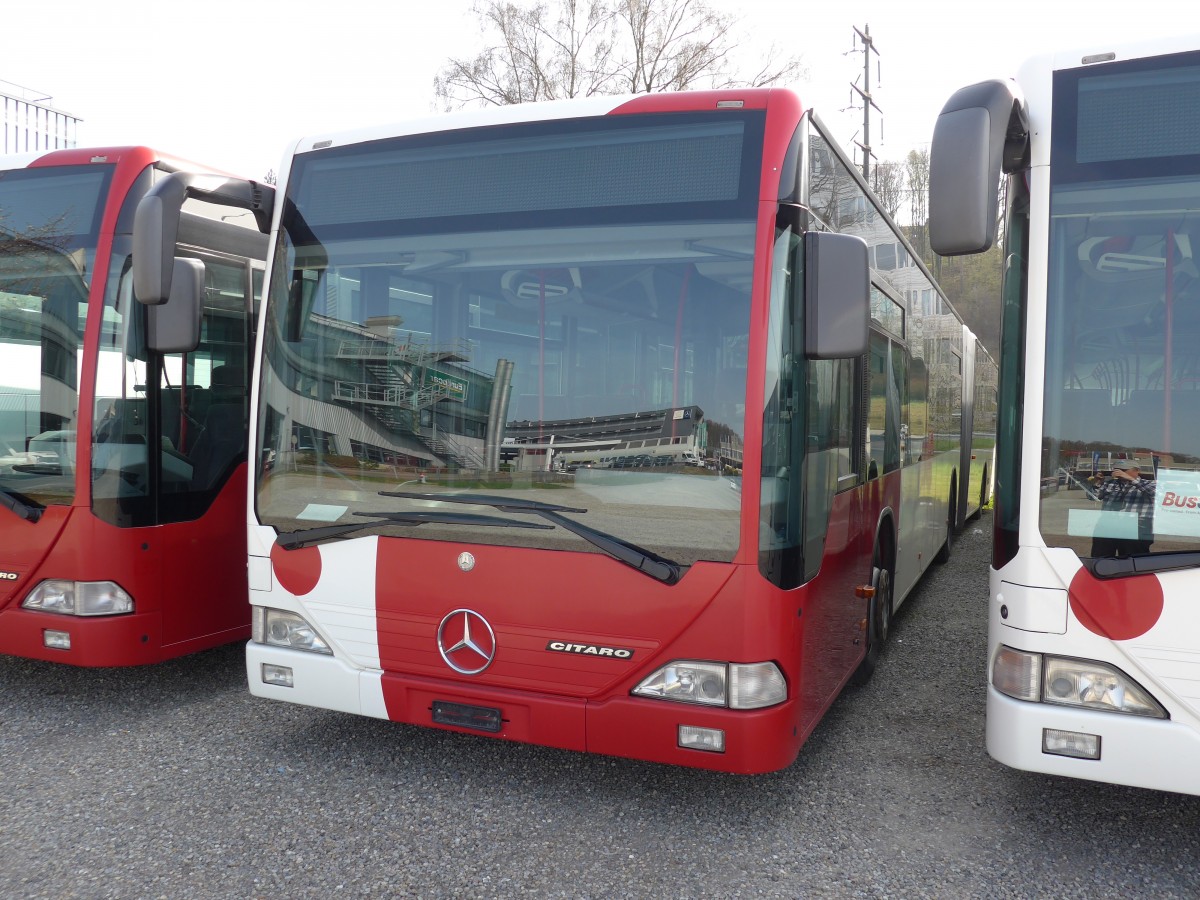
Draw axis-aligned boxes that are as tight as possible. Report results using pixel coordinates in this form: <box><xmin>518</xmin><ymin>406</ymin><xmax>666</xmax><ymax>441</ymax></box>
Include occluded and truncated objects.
<box><xmin>678</xmin><ymin>725</ymin><xmax>725</xmax><ymax>752</ymax></box>
<box><xmin>261</xmin><ymin>663</ymin><xmax>294</xmax><ymax>687</ymax></box>
<box><xmin>43</xmin><ymin>630</ymin><xmax>71</xmax><ymax>650</ymax></box>
<box><xmin>1043</xmin><ymin>728</ymin><xmax>1101</xmax><ymax>760</ymax></box>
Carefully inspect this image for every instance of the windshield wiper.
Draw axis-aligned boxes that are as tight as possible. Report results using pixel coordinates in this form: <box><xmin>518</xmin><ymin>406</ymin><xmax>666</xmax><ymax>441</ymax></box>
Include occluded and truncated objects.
<box><xmin>380</xmin><ymin>490</ymin><xmax>683</xmax><ymax>585</ymax></box>
<box><xmin>275</xmin><ymin>510</ymin><xmax>552</xmax><ymax>550</ymax></box>
<box><xmin>1092</xmin><ymin>550</ymin><xmax>1200</xmax><ymax>579</ymax></box>
<box><xmin>0</xmin><ymin>487</ymin><xmax>42</xmax><ymax>523</ymax></box>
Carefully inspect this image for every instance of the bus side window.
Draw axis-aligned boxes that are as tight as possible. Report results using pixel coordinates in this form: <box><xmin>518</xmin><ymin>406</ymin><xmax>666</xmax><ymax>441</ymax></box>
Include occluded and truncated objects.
<box><xmin>891</xmin><ymin>343</ymin><xmax>908</xmax><ymax>469</ymax></box>
<box><xmin>907</xmin><ymin>357</ymin><xmax>929</xmax><ymax>463</ymax></box>
<box><xmin>831</xmin><ymin>356</ymin><xmax>860</xmax><ymax>489</ymax></box>
<box><xmin>868</xmin><ymin>332</ymin><xmax>888</xmax><ymax>479</ymax></box>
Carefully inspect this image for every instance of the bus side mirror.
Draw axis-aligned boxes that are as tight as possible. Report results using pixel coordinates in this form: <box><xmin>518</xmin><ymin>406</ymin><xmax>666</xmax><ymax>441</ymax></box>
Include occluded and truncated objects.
<box><xmin>146</xmin><ymin>258</ymin><xmax>204</xmax><ymax>353</ymax></box>
<box><xmin>133</xmin><ymin>171</ymin><xmax>274</xmax><ymax>304</ymax></box>
<box><xmin>804</xmin><ymin>231</ymin><xmax>869</xmax><ymax>359</ymax></box>
<box><xmin>929</xmin><ymin>79</ymin><xmax>1029</xmax><ymax>256</ymax></box>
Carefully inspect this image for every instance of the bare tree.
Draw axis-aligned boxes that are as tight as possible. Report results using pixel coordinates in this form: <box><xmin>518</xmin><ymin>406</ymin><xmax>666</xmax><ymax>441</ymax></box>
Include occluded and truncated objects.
<box><xmin>870</xmin><ymin>160</ymin><xmax>905</xmax><ymax>221</ymax></box>
<box><xmin>435</xmin><ymin>1</ymin><xmax>618</xmax><ymax>106</ymax></box>
<box><xmin>435</xmin><ymin>0</ymin><xmax>804</xmax><ymax>109</ymax></box>
<box><xmin>906</xmin><ymin>147</ymin><xmax>930</xmax><ymax>262</ymax></box>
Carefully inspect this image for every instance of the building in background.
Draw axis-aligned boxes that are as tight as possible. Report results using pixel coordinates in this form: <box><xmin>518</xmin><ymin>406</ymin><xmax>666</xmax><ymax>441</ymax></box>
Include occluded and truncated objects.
<box><xmin>1</xmin><ymin>80</ymin><xmax>78</xmax><ymax>153</ymax></box>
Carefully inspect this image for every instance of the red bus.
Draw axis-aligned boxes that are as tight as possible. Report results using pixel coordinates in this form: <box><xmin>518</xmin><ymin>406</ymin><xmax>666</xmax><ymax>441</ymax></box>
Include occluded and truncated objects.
<box><xmin>138</xmin><ymin>90</ymin><xmax>988</xmax><ymax>772</ymax></box>
<box><xmin>0</xmin><ymin>147</ymin><xmax>266</xmax><ymax>666</ymax></box>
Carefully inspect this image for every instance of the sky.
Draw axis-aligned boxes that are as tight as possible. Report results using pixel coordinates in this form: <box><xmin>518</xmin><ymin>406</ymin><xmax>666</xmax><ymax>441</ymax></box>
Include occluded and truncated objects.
<box><xmin>4</xmin><ymin>1</ymin><xmax>1196</xmax><ymax>180</ymax></box>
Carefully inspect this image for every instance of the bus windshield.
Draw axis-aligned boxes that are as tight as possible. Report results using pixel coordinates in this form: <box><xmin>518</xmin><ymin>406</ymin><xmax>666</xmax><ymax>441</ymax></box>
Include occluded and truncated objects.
<box><xmin>255</xmin><ymin>113</ymin><xmax>761</xmax><ymax>566</ymax></box>
<box><xmin>1041</xmin><ymin>60</ymin><xmax>1200</xmax><ymax>559</ymax></box>
<box><xmin>0</xmin><ymin>166</ymin><xmax>110</xmax><ymax>509</ymax></box>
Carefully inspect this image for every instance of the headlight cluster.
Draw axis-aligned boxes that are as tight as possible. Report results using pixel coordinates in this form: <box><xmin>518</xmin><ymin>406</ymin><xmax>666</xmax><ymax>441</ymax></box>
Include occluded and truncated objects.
<box><xmin>22</xmin><ymin>580</ymin><xmax>133</xmax><ymax>616</ymax></box>
<box><xmin>992</xmin><ymin>645</ymin><xmax>1166</xmax><ymax>718</ymax></box>
<box><xmin>252</xmin><ymin>607</ymin><xmax>332</xmax><ymax>654</ymax></box>
<box><xmin>633</xmin><ymin>660</ymin><xmax>786</xmax><ymax>709</ymax></box>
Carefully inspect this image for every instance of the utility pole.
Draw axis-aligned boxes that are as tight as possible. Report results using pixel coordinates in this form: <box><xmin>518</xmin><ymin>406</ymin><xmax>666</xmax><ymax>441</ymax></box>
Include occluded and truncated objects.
<box><xmin>850</xmin><ymin>24</ymin><xmax>882</xmax><ymax>182</ymax></box>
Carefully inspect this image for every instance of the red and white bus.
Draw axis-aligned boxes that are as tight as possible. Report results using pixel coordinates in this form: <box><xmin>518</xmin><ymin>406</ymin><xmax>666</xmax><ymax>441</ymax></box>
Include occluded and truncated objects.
<box><xmin>138</xmin><ymin>90</ymin><xmax>991</xmax><ymax>772</ymax></box>
<box><xmin>930</xmin><ymin>37</ymin><xmax>1200</xmax><ymax>795</ymax></box>
<box><xmin>0</xmin><ymin>147</ymin><xmax>267</xmax><ymax>666</ymax></box>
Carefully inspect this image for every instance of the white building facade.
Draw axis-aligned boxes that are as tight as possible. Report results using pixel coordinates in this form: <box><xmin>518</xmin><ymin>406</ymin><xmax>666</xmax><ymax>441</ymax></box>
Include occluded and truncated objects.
<box><xmin>2</xmin><ymin>80</ymin><xmax>78</xmax><ymax>154</ymax></box>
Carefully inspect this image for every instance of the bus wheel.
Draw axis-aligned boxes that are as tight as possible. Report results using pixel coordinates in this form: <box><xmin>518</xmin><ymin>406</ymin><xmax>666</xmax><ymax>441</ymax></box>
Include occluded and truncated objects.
<box><xmin>852</xmin><ymin>562</ymin><xmax>893</xmax><ymax>685</ymax></box>
<box><xmin>934</xmin><ymin>483</ymin><xmax>955</xmax><ymax>564</ymax></box>
<box><xmin>970</xmin><ymin>466</ymin><xmax>988</xmax><ymax>520</ymax></box>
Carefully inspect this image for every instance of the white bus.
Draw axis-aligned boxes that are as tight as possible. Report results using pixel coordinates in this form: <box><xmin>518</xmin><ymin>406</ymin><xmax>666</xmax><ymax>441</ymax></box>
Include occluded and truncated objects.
<box><xmin>930</xmin><ymin>35</ymin><xmax>1200</xmax><ymax>795</ymax></box>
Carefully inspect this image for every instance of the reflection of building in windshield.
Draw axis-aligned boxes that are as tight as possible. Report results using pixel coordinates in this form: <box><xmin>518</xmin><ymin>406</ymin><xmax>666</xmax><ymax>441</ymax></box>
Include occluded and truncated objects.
<box><xmin>263</xmin><ymin>305</ymin><xmax>739</xmax><ymax>475</ymax></box>
<box><xmin>262</xmin><ymin>311</ymin><xmax>498</xmax><ymax>470</ymax></box>
<box><xmin>503</xmin><ymin>405</ymin><xmax>726</xmax><ymax>473</ymax></box>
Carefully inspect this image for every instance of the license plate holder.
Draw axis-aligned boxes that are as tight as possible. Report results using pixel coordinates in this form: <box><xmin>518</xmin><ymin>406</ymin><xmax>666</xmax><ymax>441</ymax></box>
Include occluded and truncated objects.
<box><xmin>432</xmin><ymin>700</ymin><xmax>503</xmax><ymax>733</ymax></box>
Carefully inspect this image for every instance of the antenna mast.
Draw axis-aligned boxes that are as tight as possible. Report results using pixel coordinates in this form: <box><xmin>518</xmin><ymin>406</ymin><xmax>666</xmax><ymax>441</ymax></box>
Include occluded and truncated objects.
<box><xmin>851</xmin><ymin>24</ymin><xmax>882</xmax><ymax>181</ymax></box>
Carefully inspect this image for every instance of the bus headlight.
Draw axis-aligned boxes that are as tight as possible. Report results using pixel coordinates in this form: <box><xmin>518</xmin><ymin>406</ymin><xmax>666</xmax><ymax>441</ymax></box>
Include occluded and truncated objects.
<box><xmin>1042</xmin><ymin>656</ymin><xmax>1166</xmax><ymax>718</ymax></box>
<box><xmin>252</xmin><ymin>607</ymin><xmax>332</xmax><ymax>654</ymax></box>
<box><xmin>633</xmin><ymin>660</ymin><xmax>786</xmax><ymax>709</ymax></box>
<box><xmin>22</xmin><ymin>580</ymin><xmax>134</xmax><ymax>616</ymax></box>
<box><xmin>991</xmin><ymin>645</ymin><xmax>1166</xmax><ymax>718</ymax></box>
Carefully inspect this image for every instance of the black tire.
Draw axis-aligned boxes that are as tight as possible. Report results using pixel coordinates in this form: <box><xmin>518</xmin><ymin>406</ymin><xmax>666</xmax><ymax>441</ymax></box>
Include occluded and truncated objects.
<box><xmin>971</xmin><ymin>465</ymin><xmax>989</xmax><ymax>519</ymax></box>
<box><xmin>852</xmin><ymin>561</ymin><xmax>893</xmax><ymax>685</ymax></box>
<box><xmin>934</xmin><ymin>484</ymin><xmax>955</xmax><ymax>564</ymax></box>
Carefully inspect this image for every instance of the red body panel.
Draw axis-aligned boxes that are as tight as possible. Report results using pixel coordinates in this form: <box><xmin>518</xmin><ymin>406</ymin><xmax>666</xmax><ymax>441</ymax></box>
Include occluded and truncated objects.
<box><xmin>367</xmin><ymin>468</ymin><xmax>893</xmax><ymax>774</ymax></box>
<box><xmin>0</xmin><ymin>469</ymin><xmax>250</xmax><ymax>665</ymax></box>
<box><xmin>0</xmin><ymin>148</ymin><xmax>251</xmax><ymax>666</ymax></box>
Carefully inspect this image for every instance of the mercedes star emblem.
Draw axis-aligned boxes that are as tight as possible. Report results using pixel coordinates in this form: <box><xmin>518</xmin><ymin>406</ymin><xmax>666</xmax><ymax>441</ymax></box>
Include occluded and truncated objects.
<box><xmin>437</xmin><ymin>609</ymin><xmax>496</xmax><ymax>674</ymax></box>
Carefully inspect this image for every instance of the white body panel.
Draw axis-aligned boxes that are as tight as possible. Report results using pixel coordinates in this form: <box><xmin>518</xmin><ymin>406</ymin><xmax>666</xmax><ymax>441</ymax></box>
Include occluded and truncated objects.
<box><xmin>985</xmin><ymin>34</ymin><xmax>1200</xmax><ymax>795</ymax></box>
<box><xmin>986</xmin><ymin>688</ymin><xmax>1200</xmax><ymax>795</ymax></box>
<box><xmin>987</xmin><ymin>556</ymin><xmax>1200</xmax><ymax>794</ymax></box>
<box><xmin>247</xmin><ymin>537</ymin><xmax>387</xmax><ymax>714</ymax></box>
<box><xmin>247</xmin><ymin>643</ymin><xmax>389</xmax><ymax>719</ymax></box>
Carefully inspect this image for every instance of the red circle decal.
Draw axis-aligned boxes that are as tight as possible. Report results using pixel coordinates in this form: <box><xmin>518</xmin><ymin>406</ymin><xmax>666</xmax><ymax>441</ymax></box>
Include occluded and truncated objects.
<box><xmin>1068</xmin><ymin>567</ymin><xmax>1164</xmax><ymax>641</ymax></box>
<box><xmin>270</xmin><ymin>543</ymin><xmax>322</xmax><ymax>597</ymax></box>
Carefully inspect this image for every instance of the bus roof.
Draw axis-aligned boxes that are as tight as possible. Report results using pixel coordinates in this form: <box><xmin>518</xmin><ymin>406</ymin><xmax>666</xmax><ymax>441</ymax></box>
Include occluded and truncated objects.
<box><xmin>288</xmin><ymin>88</ymin><xmax>790</xmax><ymax>160</ymax></box>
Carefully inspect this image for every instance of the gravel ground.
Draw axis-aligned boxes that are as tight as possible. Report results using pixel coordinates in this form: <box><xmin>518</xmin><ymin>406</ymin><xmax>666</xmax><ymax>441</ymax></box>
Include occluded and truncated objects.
<box><xmin>2</xmin><ymin>511</ymin><xmax>1198</xmax><ymax>899</ymax></box>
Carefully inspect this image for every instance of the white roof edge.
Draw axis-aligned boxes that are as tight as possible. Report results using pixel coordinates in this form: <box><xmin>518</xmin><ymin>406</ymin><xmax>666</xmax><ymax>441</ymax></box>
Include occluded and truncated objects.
<box><xmin>1033</xmin><ymin>32</ymin><xmax>1200</xmax><ymax>77</ymax></box>
<box><xmin>0</xmin><ymin>150</ymin><xmax>54</xmax><ymax>171</ymax></box>
<box><xmin>292</xmin><ymin>95</ymin><xmax>639</xmax><ymax>157</ymax></box>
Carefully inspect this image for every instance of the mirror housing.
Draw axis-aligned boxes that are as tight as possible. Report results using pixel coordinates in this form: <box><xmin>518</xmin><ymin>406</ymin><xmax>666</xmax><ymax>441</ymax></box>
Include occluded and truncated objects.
<box><xmin>133</xmin><ymin>172</ymin><xmax>274</xmax><ymax>305</ymax></box>
<box><xmin>804</xmin><ymin>231</ymin><xmax>869</xmax><ymax>359</ymax></box>
<box><xmin>146</xmin><ymin>258</ymin><xmax>205</xmax><ymax>353</ymax></box>
<box><xmin>929</xmin><ymin>79</ymin><xmax>1029</xmax><ymax>256</ymax></box>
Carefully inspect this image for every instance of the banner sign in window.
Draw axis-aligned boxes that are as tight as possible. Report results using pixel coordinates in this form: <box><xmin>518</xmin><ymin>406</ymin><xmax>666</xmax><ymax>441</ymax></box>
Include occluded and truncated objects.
<box><xmin>1154</xmin><ymin>468</ymin><xmax>1200</xmax><ymax>537</ymax></box>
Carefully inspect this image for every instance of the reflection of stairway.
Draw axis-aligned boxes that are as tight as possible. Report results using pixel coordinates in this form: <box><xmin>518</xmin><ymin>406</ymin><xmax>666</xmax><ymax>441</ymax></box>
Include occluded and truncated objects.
<box><xmin>333</xmin><ymin>338</ymin><xmax>467</xmax><ymax>440</ymax></box>
<box><xmin>337</xmin><ymin>339</ymin><xmax>469</xmax><ymax>367</ymax></box>
<box><xmin>416</xmin><ymin>430</ymin><xmax>485</xmax><ymax>469</ymax></box>
<box><xmin>331</xmin><ymin>337</ymin><xmax>494</xmax><ymax>469</ymax></box>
